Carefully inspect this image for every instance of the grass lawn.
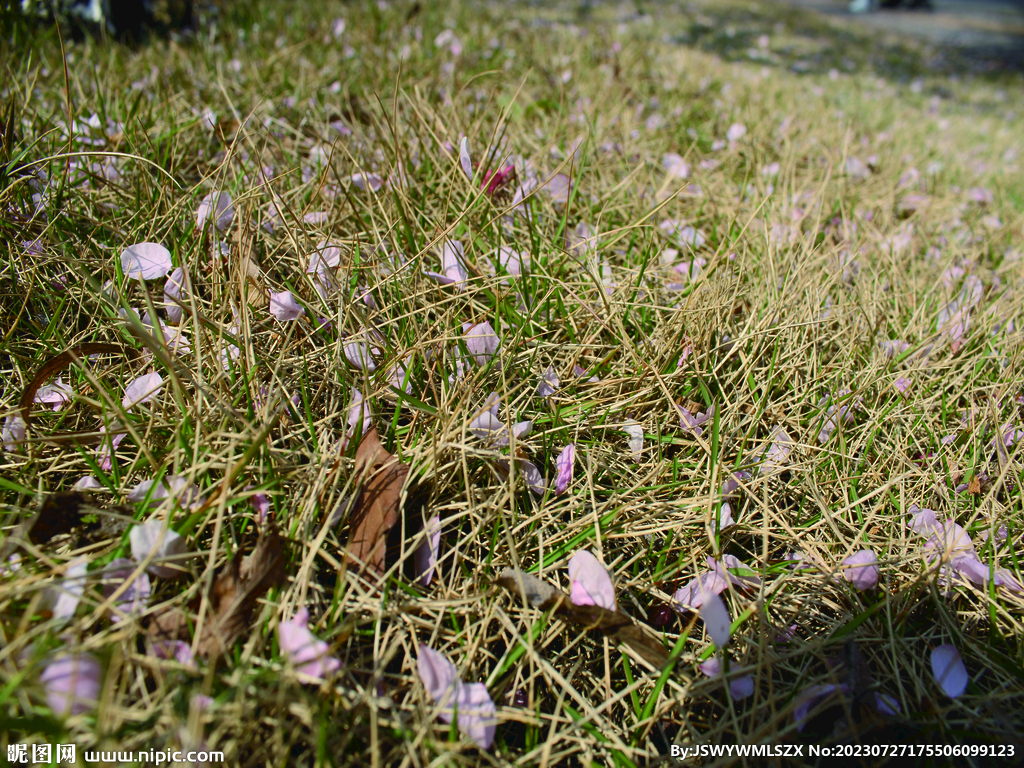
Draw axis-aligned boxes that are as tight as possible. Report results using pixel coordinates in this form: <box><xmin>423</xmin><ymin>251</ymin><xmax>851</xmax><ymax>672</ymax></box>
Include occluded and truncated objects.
<box><xmin>1</xmin><ymin>0</ymin><xmax>1023</xmax><ymax>764</ymax></box>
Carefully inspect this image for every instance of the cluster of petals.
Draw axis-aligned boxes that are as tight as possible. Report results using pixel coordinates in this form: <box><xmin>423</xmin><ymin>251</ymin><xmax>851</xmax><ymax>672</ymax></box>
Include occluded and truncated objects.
<box><xmin>673</xmin><ymin>555</ymin><xmax>760</xmax><ymax>611</ymax></box>
<box><xmin>908</xmin><ymin>505</ymin><xmax>1021</xmax><ymax>591</ymax></box>
<box><xmin>417</xmin><ymin>645</ymin><xmax>495</xmax><ymax>749</ymax></box>
<box><xmin>677</xmin><ymin>403</ymin><xmax>714</xmax><ymax>437</ymax></box>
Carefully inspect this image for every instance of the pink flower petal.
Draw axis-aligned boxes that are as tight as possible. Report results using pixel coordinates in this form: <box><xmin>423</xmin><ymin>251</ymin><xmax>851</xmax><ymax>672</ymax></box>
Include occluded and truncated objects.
<box><xmin>120</xmin><ymin>242</ymin><xmax>173</xmax><ymax>281</ymax></box>
<box><xmin>41</xmin><ymin>653</ymin><xmax>102</xmax><ymax>716</ymax></box>
<box><xmin>931</xmin><ymin>644</ymin><xmax>968</xmax><ymax>698</ymax></box>
<box><xmin>700</xmin><ymin>590</ymin><xmax>731</xmax><ymax>647</ymax></box>
<box><xmin>417</xmin><ymin>645</ymin><xmax>495</xmax><ymax>750</ymax></box>
<box><xmin>269</xmin><ymin>291</ymin><xmax>305</xmax><ymax>322</ymax></box>
<box><xmin>537</xmin><ymin>366</ymin><xmax>559</xmax><ymax>397</ymax></box>
<box><xmin>123</xmin><ymin>372</ymin><xmax>164</xmax><ymax>409</ymax></box>
<box><xmin>662</xmin><ymin>152</ymin><xmax>690</xmax><ymax>179</ymax></box>
<box><xmin>729</xmin><ymin>675</ymin><xmax>754</xmax><ymax>699</ymax></box>
<box><xmin>726</xmin><ymin>123</ymin><xmax>747</xmax><ymax>142</ymax></box>
<box><xmin>793</xmin><ymin>683</ymin><xmax>848</xmax><ymax>731</ymax></box>
<box><xmin>196</xmin><ymin>191</ymin><xmax>234</xmax><ymax>231</ymax></box>
<box><xmin>555</xmin><ymin>444</ymin><xmax>575</xmax><ymax>495</ymax></box>
<box><xmin>278</xmin><ymin>608</ymin><xmax>341</xmax><ymax>682</ymax></box>
<box><xmin>673</xmin><ymin>570</ymin><xmax>730</xmax><ymax>611</ymax></box>
<box><xmin>34</xmin><ymin>378</ymin><xmax>74</xmax><ymax>411</ymax></box>
<box><xmin>344</xmin><ymin>341</ymin><xmax>379</xmax><ymax>371</ymax></box>
<box><xmin>414</xmin><ymin>515</ymin><xmax>442</xmax><ymax>586</ymax></box>
<box><xmin>129</xmin><ymin>521</ymin><xmax>189</xmax><ymax>579</ymax></box>
<box><xmin>567</xmin><ymin>550</ymin><xmax>616</xmax><ymax>610</ymax></box>
<box><xmin>2</xmin><ymin>415</ymin><xmax>26</xmax><ymax>451</ymax></box>
<box><xmin>351</xmin><ymin>172</ymin><xmax>385</xmax><ymax>192</ymax></box>
<box><xmin>623</xmin><ymin>424</ymin><xmax>643</xmax><ymax>460</ymax></box>
<box><xmin>100</xmin><ymin>558</ymin><xmax>151</xmax><ymax>622</ymax></box>
<box><xmin>45</xmin><ymin>559</ymin><xmax>89</xmax><ymax>620</ymax></box>
<box><xmin>841</xmin><ymin>549</ymin><xmax>879</xmax><ymax>591</ymax></box>
<box><xmin>164</xmin><ymin>267</ymin><xmax>187</xmax><ymax>324</ymax></box>
<box><xmin>462</xmin><ymin>321</ymin><xmax>500</xmax><ymax>365</ymax></box>
<box><xmin>459</xmin><ymin>136</ymin><xmax>473</xmax><ymax>180</ymax></box>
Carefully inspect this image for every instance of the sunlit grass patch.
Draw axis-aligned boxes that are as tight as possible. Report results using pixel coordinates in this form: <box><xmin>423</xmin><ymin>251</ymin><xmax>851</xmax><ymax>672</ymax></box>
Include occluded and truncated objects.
<box><xmin>1</xmin><ymin>0</ymin><xmax>1023</xmax><ymax>764</ymax></box>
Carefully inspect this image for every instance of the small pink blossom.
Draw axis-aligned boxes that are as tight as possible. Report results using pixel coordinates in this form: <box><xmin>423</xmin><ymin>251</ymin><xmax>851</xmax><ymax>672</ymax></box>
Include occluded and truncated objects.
<box><xmin>462</xmin><ymin>321</ymin><xmax>501</xmax><ymax>365</ymax></box>
<box><xmin>458</xmin><ymin>136</ymin><xmax>473</xmax><ymax>180</ymax></box>
<box><xmin>537</xmin><ymin>366</ymin><xmax>559</xmax><ymax>397</ymax></box>
<box><xmin>129</xmin><ymin>521</ymin><xmax>189</xmax><ymax>579</ymax></box>
<box><xmin>164</xmin><ymin>268</ymin><xmax>187</xmax><ymax>324</ymax></box>
<box><xmin>662</xmin><ymin>153</ymin><xmax>690</xmax><ymax>179</ymax></box>
<box><xmin>726</xmin><ymin>123</ymin><xmax>747</xmax><ymax>143</ymax></box>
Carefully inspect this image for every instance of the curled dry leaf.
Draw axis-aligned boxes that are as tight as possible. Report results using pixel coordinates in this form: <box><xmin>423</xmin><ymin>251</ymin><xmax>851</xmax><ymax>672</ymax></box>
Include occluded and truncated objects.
<box><xmin>496</xmin><ymin>568</ymin><xmax>670</xmax><ymax>670</ymax></box>
<box><xmin>149</xmin><ymin>525</ymin><xmax>286</xmax><ymax>658</ymax></box>
<box><xmin>345</xmin><ymin>427</ymin><xmax>410</xmax><ymax>574</ymax></box>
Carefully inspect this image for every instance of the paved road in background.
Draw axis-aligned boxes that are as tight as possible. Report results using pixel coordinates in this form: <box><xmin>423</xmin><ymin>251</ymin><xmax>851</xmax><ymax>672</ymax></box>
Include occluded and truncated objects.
<box><xmin>766</xmin><ymin>0</ymin><xmax>1024</xmax><ymax>68</ymax></box>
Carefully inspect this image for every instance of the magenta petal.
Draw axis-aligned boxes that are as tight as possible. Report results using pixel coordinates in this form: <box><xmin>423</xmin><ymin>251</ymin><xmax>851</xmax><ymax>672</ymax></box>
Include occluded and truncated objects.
<box><xmin>414</xmin><ymin>515</ymin><xmax>442</xmax><ymax>586</ymax></box>
<box><xmin>841</xmin><ymin>549</ymin><xmax>879</xmax><ymax>591</ymax></box>
<box><xmin>41</xmin><ymin>653</ymin><xmax>102</xmax><ymax>716</ymax></box>
<box><xmin>454</xmin><ymin>682</ymin><xmax>496</xmax><ymax>750</ymax></box>
<box><xmin>537</xmin><ymin>366</ymin><xmax>559</xmax><ymax>397</ymax></box>
<box><xmin>343</xmin><ymin>342</ymin><xmax>379</xmax><ymax>371</ymax></box>
<box><xmin>555</xmin><ymin>444</ymin><xmax>575</xmax><ymax>495</ymax></box>
<box><xmin>931</xmin><ymin>644</ymin><xmax>968</xmax><ymax>698</ymax></box>
<box><xmin>120</xmin><ymin>242</ymin><xmax>172</xmax><ymax>281</ymax></box>
<box><xmin>698</xmin><ymin>657</ymin><xmax>722</xmax><ymax>677</ymax></box>
<box><xmin>567</xmin><ymin>550</ymin><xmax>616</xmax><ymax>610</ymax></box>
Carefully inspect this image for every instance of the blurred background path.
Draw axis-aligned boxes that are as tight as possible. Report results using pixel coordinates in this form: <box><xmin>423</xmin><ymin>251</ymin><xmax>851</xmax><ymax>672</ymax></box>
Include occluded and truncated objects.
<box><xmin>767</xmin><ymin>0</ymin><xmax>1024</xmax><ymax>68</ymax></box>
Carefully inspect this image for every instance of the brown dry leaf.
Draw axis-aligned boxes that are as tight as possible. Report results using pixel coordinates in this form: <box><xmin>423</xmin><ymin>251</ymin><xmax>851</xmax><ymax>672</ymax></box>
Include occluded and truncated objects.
<box><xmin>149</xmin><ymin>525</ymin><xmax>286</xmax><ymax>658</ymax></box>
<box><xmin>345</xmin><ymin>427</ymin><xmax>410</xmax><ymax>574</ymax></box>
<box><xmin>496</xmin><ymin>568</ymin><xmax>670</xmax><ymax>670</ymax></box>
<box><xmin>968</xmin><ymin>476</ymin><xmax>982</xmax><ymax>495</ymax></box>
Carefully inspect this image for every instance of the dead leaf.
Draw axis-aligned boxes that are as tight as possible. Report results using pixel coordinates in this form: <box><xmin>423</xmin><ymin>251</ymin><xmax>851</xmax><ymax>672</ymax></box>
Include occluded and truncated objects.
<box><xmin>968</xmin><ymin>476</ymin><xmax>981</xmax><ymax>495</ymax></box>
<box><xmin>496</xmin><ymin>568</ymin><xmax>670</xmax><ymax>670</ymax></box>
<box><xmin>345</xmin><ymin>428</ymin><xmax>409</xmax><ymax>575</ymax></box>
<box><xmin>0</xmin><ymin>492</ymin><xmax>132</xmax><ymax>559</ymax></box>
<box><xmin>149</xmin><ymin>524</ymin><xmax>286</xmax><ymax>658</ymax></box>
